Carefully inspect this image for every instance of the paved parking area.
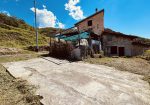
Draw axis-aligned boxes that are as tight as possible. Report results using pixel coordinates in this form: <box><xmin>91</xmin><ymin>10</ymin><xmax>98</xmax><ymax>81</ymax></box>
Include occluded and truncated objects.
<box><xmin>3</xmin><ymin>57</ymin><xmax>150</xmax><ymax>105</ymax></box>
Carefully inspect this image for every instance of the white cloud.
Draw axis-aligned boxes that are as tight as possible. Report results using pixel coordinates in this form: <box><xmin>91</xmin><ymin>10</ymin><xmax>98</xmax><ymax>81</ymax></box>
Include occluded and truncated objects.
<box><xmin>30</xmin><ymin>5</ymin><xmax>65</xmax><ymax>28</ymax></box>
<box><xmin>65</xmin><ymin>0</ymin><xmax>85</xmax><ymax>20</ymax></box>
<box><xmin>43</xmin><ymin>5</ymin><xmax>46</xmax><ymax>9</ymax></box>
<box><xmin>0</xmin><ymin>10</ymin><xmax>10</xmax><ymax>16</ymax></box>
<box><xmin>57</xmin><ymin>22</ymin><xmax>65</xmax><ymax>28</ymax></box>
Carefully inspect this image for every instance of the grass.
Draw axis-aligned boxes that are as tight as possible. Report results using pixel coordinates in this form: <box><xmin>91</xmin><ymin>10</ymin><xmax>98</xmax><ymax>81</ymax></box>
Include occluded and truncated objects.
<box><xmin>0</xmin><ymin>14</ymin><xmax>51</xmax><ymax>48</ymax></box>
<box><xmin>0</xmin><ymin>53</ymin><xmax>44</xmax><ymax>105</ymax></box>
<box><xmin>0</xmin><ymin>25</ymin><xmax>49</xmax><ymax>48</ymax></box>
<box><xmin>0</xmin><ymin>53</ymin><xmax>40</xmax><ymax>63</ymax></box>
<box><xmin>144</xmin><ymin>50</ymin><xmax>150</xmax><ymax>56</ymax></box>
<box><xmin>84</xmin><ymin>57</ymin><xmax>150</xmax><ymax>85</ymax></box>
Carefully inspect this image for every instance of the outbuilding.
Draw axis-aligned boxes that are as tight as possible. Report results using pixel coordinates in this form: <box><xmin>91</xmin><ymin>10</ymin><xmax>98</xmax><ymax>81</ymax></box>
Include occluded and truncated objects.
<box><xmin>102</xmin><ymin>29</ymin><xmax>150</xmax><ymax>56</ymax></box>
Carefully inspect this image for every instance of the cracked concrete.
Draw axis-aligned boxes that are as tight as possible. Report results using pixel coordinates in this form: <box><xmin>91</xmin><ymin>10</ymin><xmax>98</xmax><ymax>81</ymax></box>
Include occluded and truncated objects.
<box><xmin>3</xmin><ymin>57</ymin><xmax>150</xmax><ymax>105</ymax></box>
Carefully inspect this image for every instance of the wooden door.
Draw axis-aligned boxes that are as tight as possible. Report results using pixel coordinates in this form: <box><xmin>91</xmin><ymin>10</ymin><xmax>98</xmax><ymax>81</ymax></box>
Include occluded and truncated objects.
<box><xmin>119</xmin><ymin>47</ymin><xmax>125</xmax><ymax>56</ymax></box>
<box><xmin>111</xmin><ymin>46</ymin><xmax>117</xmax><ymax>54</ymax></box>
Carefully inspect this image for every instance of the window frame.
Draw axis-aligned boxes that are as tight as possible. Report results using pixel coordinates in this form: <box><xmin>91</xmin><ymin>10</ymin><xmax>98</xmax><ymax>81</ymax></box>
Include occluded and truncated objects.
<box><xmin>87</xmin><ymin>20</ymin><xmax>92</xmax><ymax>26</ymax></box>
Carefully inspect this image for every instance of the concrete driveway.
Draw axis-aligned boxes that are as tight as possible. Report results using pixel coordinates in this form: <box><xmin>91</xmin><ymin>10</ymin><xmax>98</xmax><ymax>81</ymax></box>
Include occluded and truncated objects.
<box><xmin>3</xmin><ymin>57</ymin><xmax>150</xmax><ymax>105</ymax></box>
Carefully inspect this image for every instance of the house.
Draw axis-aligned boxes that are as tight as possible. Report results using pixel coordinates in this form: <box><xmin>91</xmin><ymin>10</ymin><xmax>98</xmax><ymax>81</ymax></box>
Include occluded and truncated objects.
<box><xmin>102</xmin><ymin>29</ymin><xmax>150</xmax><ymax>56</ymax></box>
<box><xmin>52</xmin><ymin>9</ymin><xmax>150</xmax><ymax>58</ymax></box>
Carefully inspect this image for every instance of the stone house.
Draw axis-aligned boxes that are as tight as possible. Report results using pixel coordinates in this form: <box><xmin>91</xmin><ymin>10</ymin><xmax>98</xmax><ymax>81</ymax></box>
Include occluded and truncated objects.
<box><xmin>102</xmin><ymin>29</ymin><xmax>150</xmax><ymax>56</ymax></box>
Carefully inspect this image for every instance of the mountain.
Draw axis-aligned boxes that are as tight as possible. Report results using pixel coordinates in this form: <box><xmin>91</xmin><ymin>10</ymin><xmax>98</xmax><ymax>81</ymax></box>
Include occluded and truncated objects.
<box><xmin>0</xmin><ymin>13</ymin><xmax>60</xmax><ymax>48</ymax></box>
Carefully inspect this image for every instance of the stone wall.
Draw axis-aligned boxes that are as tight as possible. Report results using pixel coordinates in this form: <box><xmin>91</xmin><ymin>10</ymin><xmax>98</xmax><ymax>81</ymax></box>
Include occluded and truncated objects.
<box><xmin>102</xmin><ymin>34</ymin><xmax>133</xmax><ymax>56</ymax></box>
<box><xmin>131</xmin><ymin>45</ymin><xmax>150</xmax><ymax>56</ymax></box>
<box><xmin>102</xmin><ymin>34</ymin><xmax>150</xmax><ymax>56</ymax></box>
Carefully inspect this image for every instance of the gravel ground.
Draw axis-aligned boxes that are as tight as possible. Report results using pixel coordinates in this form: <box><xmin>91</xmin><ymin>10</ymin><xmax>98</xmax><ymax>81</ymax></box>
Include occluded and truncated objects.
<box><xmin>3</xmin><ymin>57</ymin><xmax>150</xmax><ymax>105</ymax></box>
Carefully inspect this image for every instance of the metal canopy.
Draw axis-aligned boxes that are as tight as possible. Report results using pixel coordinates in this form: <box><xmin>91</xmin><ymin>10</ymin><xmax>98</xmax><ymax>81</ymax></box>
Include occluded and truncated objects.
<box><xmin>55</xmin><ymin>32</ymin><xmax>90</xmax><ymax>41</ymax></box>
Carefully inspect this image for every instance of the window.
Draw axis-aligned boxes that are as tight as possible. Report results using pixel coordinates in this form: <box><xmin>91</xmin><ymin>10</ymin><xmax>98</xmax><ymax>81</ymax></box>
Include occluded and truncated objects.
<box><xmin>87</xmin><ymin>20</ymin><xmax>92</xmax><ymax>26</ymax></box>
<box><xmin>111</xmin><ymin>46</ymin><xmax>117</xmax><ymax>54</ymax></box>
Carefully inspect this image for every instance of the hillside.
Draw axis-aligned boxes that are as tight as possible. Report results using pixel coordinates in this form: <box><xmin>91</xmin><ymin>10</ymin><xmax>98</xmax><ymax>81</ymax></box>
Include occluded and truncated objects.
<box><xmin>0</xmin><ymin>13</ymin><xmax>59</xmax><ymax>48</ymax></box>
<box><xmin>39</xmin><ymin>27</ymin><xmax>63</xmax><ymax>37</ymax></box>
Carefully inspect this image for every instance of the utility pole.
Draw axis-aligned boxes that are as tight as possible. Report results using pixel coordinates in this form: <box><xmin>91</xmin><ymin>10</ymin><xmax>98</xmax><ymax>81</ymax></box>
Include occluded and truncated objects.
<box><xmin>34</xmin><ymin>0</ymin><xmax>39</xmax><ymax>52</ymax></box>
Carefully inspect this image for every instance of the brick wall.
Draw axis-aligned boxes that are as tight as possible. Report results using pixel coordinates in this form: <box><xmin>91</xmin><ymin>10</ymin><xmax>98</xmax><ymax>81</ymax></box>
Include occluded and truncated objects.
<box><xmin>75</xmin><ymin>12</ymin><xmax>104</xmax><ymax>35</ymax></box>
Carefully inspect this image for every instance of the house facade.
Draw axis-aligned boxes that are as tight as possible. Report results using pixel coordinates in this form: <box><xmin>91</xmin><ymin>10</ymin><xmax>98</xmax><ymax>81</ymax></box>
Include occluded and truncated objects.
<box><xmin>75</xmin><ymin>9</ymin><xmax>104</xmax><ymax>35</ymax></box>
<box><xmin>102</xmin><ymin>29</ymin><xmax>150</xmax><ymax>56</ymax></box>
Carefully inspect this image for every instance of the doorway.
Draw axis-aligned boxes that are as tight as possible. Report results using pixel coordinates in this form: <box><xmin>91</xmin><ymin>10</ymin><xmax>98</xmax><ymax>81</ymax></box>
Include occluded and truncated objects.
<box><xmin>111</xmin><ymin>46</ymin><xmax>117</xmax><ymax>54</ymax></box>
<box><xmin>119</xmin><ymin>47</ymin><xmax>125</xmax><ymax>56</ymax></box>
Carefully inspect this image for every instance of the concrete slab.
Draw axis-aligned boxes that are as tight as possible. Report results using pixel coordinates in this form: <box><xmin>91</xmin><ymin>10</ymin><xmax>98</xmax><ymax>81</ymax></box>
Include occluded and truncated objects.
<box><xmin>3</xmin><ymin>57</ymin><xmax>150</xmax><ymax>105</ymax></box>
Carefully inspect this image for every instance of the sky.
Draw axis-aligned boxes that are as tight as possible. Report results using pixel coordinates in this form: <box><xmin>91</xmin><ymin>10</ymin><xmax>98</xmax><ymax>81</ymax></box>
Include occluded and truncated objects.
<box><xmin>0</xmin><ymin>0</ymin><xmax>150</xmax><ymax>38</ymax></box>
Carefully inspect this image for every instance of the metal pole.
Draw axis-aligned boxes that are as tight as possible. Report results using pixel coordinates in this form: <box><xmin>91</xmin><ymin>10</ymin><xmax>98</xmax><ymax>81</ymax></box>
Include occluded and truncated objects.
<box><xmin>34</xmin><ymin>0</ymin><xmax>39</xmax><ymax>52</ymax></box>
<box><xmin>77</xmin><ymin>27</ymin><xmax>80</xmax><ymax>46</ymax></box>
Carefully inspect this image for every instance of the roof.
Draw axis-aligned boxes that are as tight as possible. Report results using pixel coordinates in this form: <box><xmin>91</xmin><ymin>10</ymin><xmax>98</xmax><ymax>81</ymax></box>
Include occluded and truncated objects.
<box><xmin>102</xmin><ymin>28</ymin><xmax>150</xmax><ymax>46</ymax></box>
<box><xmin>132</xmin><ymin>38</ymin><xmax>150</xmax><ymax>47</ymax></box>
<box><xmin>55</xmin><ymin>32</ymin><xmax>90</xmax><ymax>41</ymax></box>
<box><xmin>102</xmin><ymin>28</ymin><xmax>138</xmax><ymax>39</ymax></box>
<box><xmin>63</xmin><ymin>32</ymin><xmax>89</xmax><ymax>41</ymax></box>
<box><xmin>75</xmin><ymin>9</ymin><xmax>104</xmax><ymax>25</ymax></box>
<box><xmin>132</xmin><ymin>42</ymin><xmax>150</xmax><ymax>47</ymax></box>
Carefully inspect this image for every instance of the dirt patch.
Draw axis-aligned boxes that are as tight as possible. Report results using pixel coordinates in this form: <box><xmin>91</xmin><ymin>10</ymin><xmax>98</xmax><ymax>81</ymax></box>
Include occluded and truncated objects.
<box><xmin>0</xmin><ymin>47</ymin><xmax>23</xmax><ymax>55</ymax></box>
<box><xmin>0</xmin><ymin>64</ymin><xmax>42</xmax><ymax>105</ymax></box>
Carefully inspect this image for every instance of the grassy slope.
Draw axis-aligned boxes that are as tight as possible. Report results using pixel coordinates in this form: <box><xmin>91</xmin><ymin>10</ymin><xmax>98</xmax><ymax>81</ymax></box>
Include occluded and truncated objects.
<box><xmin>0</xmin><ymin>24</ymin><xmax>48</xmax><ymax>48</ymax></box>
<box><xmin>39</xmin><ymin>27</ymin><xmax>62</xmax><ymax>37</ymax></box>
<box><xmin>0</xmin><ymin>13</ymin><xmax>60</xmax><ymax>48</ymax></box>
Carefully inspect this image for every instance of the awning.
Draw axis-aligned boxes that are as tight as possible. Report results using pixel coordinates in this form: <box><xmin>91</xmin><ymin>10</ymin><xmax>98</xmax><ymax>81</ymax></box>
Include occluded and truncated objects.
<box><xmin>63</xmin><ymin>32</ymin><xmax>89</xmax><ymax>41</ymax></box>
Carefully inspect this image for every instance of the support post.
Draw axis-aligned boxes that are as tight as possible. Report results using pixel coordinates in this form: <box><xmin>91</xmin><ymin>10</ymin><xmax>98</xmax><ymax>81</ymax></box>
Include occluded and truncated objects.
<box><xmin>49</xmin><ymin>36</ymin><xmax>52</xmax><ymax>55</ymax></box>
<box><xmin>77</xmin><ymin>26</ymin><xmax>80</xmax><ymax>46</ymax></box>
<box><xmin>99</xmin><ymin>36</ymin><xmax>101</xmax><ymax>53</ymax></box>
<box><xmin>34</xmin><ymin>0</ymin><xmax>39</xmax><ymax>52</ymax></box>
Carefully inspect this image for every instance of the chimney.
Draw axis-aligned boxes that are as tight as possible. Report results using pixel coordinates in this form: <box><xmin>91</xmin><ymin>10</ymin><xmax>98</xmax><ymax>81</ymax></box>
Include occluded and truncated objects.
<box><xmin>95</xmin><ymin>8</ymin><xmax>98</xmax><ymax>13</ymax></box>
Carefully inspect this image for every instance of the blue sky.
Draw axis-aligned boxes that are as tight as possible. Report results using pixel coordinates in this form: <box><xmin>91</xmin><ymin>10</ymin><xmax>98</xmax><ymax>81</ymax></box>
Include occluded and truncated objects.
<box><xmin>0</xmin><ymin>0</ymin><xmax>150</xmax><ymax>38</ymax></box>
